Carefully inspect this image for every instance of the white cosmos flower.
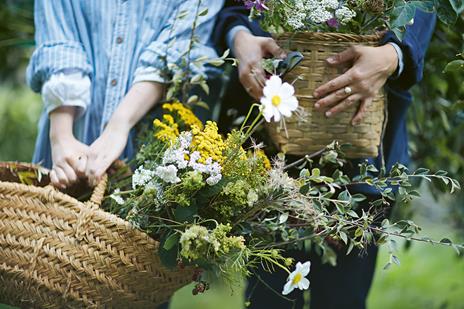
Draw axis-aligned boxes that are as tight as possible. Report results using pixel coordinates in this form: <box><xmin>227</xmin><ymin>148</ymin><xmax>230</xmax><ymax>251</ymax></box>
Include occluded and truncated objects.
<box><xmin>282</xmin><ymin>261</ymin><xmax>311</xmax><ymax>295</ymax></box>
<box><xmin>261</xmin><ymin>75</ymin><xmax>299</xmax><ymax>122</ymax></box>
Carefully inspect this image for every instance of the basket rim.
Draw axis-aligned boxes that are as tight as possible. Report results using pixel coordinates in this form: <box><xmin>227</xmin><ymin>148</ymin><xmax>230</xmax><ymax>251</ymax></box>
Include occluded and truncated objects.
<box><xmin>273</xmin><ymin>31</ymin><xmax>385</xmax><ymax>43</ymax></box>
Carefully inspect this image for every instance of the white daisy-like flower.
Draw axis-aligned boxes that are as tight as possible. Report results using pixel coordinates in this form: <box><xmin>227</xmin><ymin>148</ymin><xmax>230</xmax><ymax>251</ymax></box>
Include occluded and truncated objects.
<box><xmin>260</xmin><ymin>75</ymin><xmax>299</xmax><ymax>122</ymax></box>
<box><xmin>282</xmin><ymin>261</ymin><xmax>311</xmax><ymax>295</ymax></box>
<box><xmin>155</xmin><ymin>165</ymin><xmax>181</xmax><ymax>184</ymax></box>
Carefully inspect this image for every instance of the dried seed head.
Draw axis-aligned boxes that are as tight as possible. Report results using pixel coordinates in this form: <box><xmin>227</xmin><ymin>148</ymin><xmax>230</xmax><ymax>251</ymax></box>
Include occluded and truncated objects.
<box><xmin>364</xmin><ymin>0</ymin><xmax>385</xmax><ymax>14</ymax></box>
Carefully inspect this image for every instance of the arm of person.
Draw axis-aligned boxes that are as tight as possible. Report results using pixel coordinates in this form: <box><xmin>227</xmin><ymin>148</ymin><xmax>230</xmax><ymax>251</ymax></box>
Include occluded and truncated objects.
<box><xmin>27</xmin><ymin>0</ymin><xmax>93</xmax><ymax>188</ymax></box>
<box><xmin>213</xmin><ymin>0</ymin><xmax>285</xmax><ymax>100</ymax></box>
<box><xmin>85</xmin><ymin>0</ymin><xmax>223</xmax><ymax>184</ymax></box>
<box><xmin>85</xmin><ymin>82</ymin><xmax>164</xmax><ymax>185</ymax></box>
<box><xmin>313</xmin><ymin>10</ymin><xmax>437</xmax><ymax>124</ymax></box>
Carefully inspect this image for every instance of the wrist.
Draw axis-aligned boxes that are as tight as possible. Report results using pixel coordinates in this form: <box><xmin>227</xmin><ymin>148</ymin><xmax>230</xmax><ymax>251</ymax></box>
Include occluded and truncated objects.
<box><xmin>105</xmin><ymin>113</ymin><xmax>132</xmax><ymax>135</ymax></box>
<box><xmin>49</xmin><ymin>106</ymin><xmax>76</xmax><ymax>142</ymax></box>
<box><xmin>380</xmin><ymin>44</ymin><xmax>399</xmax><ymax>77</ymax></box>
<box><xmin>234</xmin><ymin>30</ymin><xmax>253</xmax><ymax>51</ymax></box>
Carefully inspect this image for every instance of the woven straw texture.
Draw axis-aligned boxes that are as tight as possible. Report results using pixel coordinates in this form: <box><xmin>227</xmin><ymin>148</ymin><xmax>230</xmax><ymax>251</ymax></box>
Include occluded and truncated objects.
<box><xmin>267</xmin><ymin>32</ymin><xmax>387</xmax><ymax>158</ymax></box>
<box><xmin>0</xmin><ymin>163</ymin><xmax>193</xmax><ymax>309</ymax></box>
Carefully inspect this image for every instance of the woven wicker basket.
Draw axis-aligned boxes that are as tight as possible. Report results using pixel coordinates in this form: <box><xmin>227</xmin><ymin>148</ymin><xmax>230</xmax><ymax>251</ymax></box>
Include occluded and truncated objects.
<box><xmin>267</xmin><ymin>32</ymin><xmax>387</xmax><ymax>158</ymax></box>
<box><xmin>0</xmin><ymin>162</ymin><xmax>193</xmax><ymax>309</ymax></box>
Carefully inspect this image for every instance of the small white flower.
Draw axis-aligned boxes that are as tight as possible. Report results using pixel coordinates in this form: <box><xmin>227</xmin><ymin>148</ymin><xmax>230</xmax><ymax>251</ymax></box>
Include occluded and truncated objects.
<box><xmin>308</xmin><ymin>7</ymin><xmax>333</xmax><ymax>24</ymax></box>
<box><xmin>335</xmin><ymin>6</ymin><xmax>356</xmax><ymax>24</ymax></box>
<box><xmin>109</xmin><ymin>188</ymin><xmax>124</xmax><ymax>205</ymax></box>
<box><xmin>282</xmin><ymin>261</ymin><xmax>311</xmax><ymax>295</ymax></box>
<box><xmin>155</xmin><ymin>165</ymin><xmax>181</xmax><ymax>184</ymax></box>
<box><xmin>163</xmin><ymin>147</ymin><xmax>188</xmax><ymax>169</ymax></box>
<box><xmin>132</xmin><ymin>166</ymin><xmax>155</xmax><ymax>189</ymax></box>
<box><xmin>178</xmin><ymin>131</ymin><xmax>192</xmax><ymax>149</ymax></box>
<box><xmin>206</xmin><ymin>174</ymin><xmax>222</xmax><ymax>186</ymax></box>
<box><xmin>323</xmin><ymin>0</ymin><xmax>339</xmax><ymax>10</ymax></box>
<box><xmin>261</xmin><ymin>75</ymin><xmax>299</xmax><ymax>122</ymax></box>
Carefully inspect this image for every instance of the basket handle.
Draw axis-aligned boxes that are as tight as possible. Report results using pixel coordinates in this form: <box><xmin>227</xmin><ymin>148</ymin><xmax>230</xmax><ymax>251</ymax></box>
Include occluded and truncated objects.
<box><xmin>88</xmin><ymin>174</ymin><xmax>108</xmax><ymax>207</ymax></box>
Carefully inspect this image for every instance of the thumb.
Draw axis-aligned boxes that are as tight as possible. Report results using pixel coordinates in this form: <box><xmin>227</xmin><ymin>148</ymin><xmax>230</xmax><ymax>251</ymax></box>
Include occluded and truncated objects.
<box><xmin>261</xmin><ymin>38</ymin><xmax>286</xmax><ymax>58</ymax></box>
<box><xmin>327</xmin><ymin>46</ymin><xmax>358</xmax><ymax>65</ymax></box>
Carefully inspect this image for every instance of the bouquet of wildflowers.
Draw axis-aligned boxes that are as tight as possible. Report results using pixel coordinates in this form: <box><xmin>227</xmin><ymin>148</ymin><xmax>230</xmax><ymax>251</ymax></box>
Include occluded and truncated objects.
<box><xmin>104</xmin><ymin>0</ymin><xmax>462</xmax><ymax>298</ymax></box>
<box><xmin>104</xmin><ymin>75</ymin><xmax>461</xmax><ymax>297</ymax></box>
<box><xmin>241</xmin><ymin>0</ymin><xmax>442</xmax><ymax>38</ymax></box>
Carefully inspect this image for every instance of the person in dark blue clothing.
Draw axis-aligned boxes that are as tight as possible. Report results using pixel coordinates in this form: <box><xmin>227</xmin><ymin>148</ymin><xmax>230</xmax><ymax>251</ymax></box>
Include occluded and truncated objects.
<box><xmin>213</xmin><ymin>2</ymin><xmax>436</xmax><ymax>308</ymax></box>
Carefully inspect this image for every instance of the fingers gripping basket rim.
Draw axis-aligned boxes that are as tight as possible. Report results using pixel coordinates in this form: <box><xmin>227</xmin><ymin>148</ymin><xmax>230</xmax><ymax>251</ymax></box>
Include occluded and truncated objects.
<box><xmin>0</xmin><ymin>163</ymin><xmax>193</xmax><ymax>309</ymax></box>
<box><xmin>267</xmin><ymin>31</ymin><xmax>388</xmax><ymax>159</ymax></box>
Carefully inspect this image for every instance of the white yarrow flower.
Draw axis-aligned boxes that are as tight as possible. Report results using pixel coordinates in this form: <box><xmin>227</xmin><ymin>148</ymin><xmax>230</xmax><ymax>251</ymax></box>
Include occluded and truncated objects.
<box><xmin>132</xmin><ymin>166</ymin><xmax>156</xmax><ymax>189</ymax></box>
<box><xmin>109</xmin><ymin>188</ymin><xmax>124</xmax><ymax>205</ymax></box>
<box><xmin>206</xmin><ymin>174</ymin><xmax>222</xmax><ymax>186</ymax></box>
<box><xmin>155</xmin><ymin>165</ymin><xmax>181</xmax><ymax>184</ymax></box>
<box><xmin>282</xmin><ymin>261</ymin><xmax>311</xmax><ymax>295</ymax></box>
<box><xmin>335</xmin><ymin>6</ymin><xmax>356</xmax><ymax>24</ymax></box>
<box><xmin>261</xmin><ymin>75</ymin><xmax>299</xmax><ymax>122</ymax></box>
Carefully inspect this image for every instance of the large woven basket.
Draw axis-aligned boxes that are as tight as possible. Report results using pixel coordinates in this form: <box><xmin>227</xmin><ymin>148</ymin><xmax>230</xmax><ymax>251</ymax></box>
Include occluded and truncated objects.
<box><xmin>267</xmin><ymin>32</ymin><xmax>387</xmax><ymax>158</ymax></box>
<box><xmin>0</xmin><ymin>162</ymin><xmax>193</xmax><ymax>308</ymax></box>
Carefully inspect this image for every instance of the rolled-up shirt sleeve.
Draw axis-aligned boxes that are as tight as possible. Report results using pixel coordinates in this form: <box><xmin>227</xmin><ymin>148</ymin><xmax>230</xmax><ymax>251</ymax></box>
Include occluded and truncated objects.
<box><xmin>41</xmin><ymin>72</ymin><xmax>91</xmax><ymax>118</ymax></box>
<box><xmin>133</xmin><ymin>0</ymin><xmax>224</xmax><ymax>84</ymax></box>
<box><xmin>26</xmin><ymin>0</ymin><xmax>92</xmax><ymax>94</ymax></box>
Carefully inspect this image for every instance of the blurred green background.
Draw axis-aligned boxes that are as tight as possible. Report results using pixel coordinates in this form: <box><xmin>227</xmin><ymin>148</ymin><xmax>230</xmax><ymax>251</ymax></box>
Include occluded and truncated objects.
<box><xmin>0</xmin><ymin>2</ymin><xmax>463</xmax><ymax>309</ymax></box>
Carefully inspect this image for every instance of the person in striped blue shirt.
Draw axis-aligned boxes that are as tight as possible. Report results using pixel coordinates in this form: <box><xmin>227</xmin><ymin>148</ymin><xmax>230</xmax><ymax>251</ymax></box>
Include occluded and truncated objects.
<box><xmin>27</xmin><ymin>0</ymin><xmax>223</xmax><ymax>188</ymax></box>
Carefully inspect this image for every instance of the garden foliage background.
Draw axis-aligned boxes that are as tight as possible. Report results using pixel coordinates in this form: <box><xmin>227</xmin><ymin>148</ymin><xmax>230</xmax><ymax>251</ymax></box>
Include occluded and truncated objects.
<box><xmin>0</xmin><ymin>1</ymin><xmax>463</xmax><ymax>308</ymax></box>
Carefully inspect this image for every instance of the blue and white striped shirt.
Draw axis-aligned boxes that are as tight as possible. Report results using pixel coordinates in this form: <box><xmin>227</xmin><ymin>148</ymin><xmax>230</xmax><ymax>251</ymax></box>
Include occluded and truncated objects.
<box><xmin>27</xmin><ymin>0</ymin><xmax>223</xmax><ymax>168</ymax></box>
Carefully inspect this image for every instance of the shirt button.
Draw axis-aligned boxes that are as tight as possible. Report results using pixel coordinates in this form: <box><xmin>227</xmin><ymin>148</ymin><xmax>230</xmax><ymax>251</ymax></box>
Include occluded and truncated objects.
<box><xmin>111</xmin><ymin>79</ymin><xmax>117</xmax><ymax>86</ymax></box>
<box><xmin>116</xmin><ymin>37</ymin><xmax>123</xmax><ymax>44</ymax></box>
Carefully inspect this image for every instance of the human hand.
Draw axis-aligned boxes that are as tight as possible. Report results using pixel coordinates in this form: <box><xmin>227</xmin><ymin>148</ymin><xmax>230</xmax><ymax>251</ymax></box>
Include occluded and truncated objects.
<box><xmin>233</xmin><ymin>30</ymin><xmax>286</xmax><ymax>100</ymax></box>
<box><xmin>313</xmin><ymin>44</ymin><xmax>398</xmax><ymax>125</ymax></box>
<box><xmin>85</xmin><ymin>81</ymin><xmax>163</xmax><ymax>185</ymax></box>
<box><xmin>85</xmin><ymin>123</ymin><xmax>130</xmax><ymax>186</ymax></box>
<box><xmin>49</xmin><ymin>107</ymin><xmax>89</xmax><ymax>188</ymax></box>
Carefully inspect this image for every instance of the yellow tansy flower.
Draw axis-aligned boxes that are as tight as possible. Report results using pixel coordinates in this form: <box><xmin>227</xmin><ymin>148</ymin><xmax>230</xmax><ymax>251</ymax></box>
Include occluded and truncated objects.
<box><xmin>153</xmin><ymin>114</ymin><xmax>179</xmax><ymax>143</ymax></box>
<box><xmin>162</xmin><ymin>102</ymin><xmax>203</xmax><ymax>130</ymax></box>
<box><xmin>255</xmin><ymin>150</ymin><xmax>272</xmax><ymax>170</ymax></box>
<box><xmin>190</xmin><ymin>121</ymin><xmax>225</xmax><ymax>164</ymax></box>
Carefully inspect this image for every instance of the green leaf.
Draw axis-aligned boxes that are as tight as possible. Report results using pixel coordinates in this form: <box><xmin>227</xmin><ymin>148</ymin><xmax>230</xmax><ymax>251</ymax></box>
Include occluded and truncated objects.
<box><xmin>383</xmin><ymin>262</ymin><xmax>392</xmax><ymax>270</ymax></box>
<box><xmin>163</xmin><ymin>233</ymin><xmax>180</xmax><ymax>251</ymax></box>
<box><xmin>436</xmin><ymin>0</ymin><xmax>458</xmax><ymax>25</ymax></box>
<box><xmin>352</xmin><ymin>193</ymin><xmax>367</xmax><ymax>202</ymax></box>
<box><xmin>347</xmin><ymin>210</ymin><xmax>359</xmax><ymax>218</ymax></box>
<box><xmin>391</xmin><ymin>255</ymin><xmax>401</xmax><ymax>266</ymax></box>
<box><xmin>194</xmin><ymin>101</ymin><xmax>210</xmax><ymax>110</ymax></box>
<box><xmin>339</xmin><ymin>231</ymin><xmax>348</xmax><ymax>245</ymax></box>
<box><xmin>409</xmin><ymin>0</ymin><xmax>436</xmax><ymax>12</ymax></box>
<box><xmin>346</xmin><ymin>242</ymin><xmax>355</xmax><ymax>255</ymax></box>
<box><xmin>199</xmin><ymin>8</ymin><xmax>209</xmax><ymax>16</ymax></box>
<box><xmin>311</xmin><ymin>168</ymin><xmax>320</xmax><ymax>177</ymax></box>
<box><xmin>174</xmin><ymin>204</ymin><xmax>198</xmax><ymax>222</ymax></box>
<box><xmin>440</xmin><ymin>238</ymin><xmax>453</xmax><ymax>244</ymax></box>
<box><xmin>391</xmin><ymin>4</ymin><xmax>416</xmax><ymax>28</ymax></box>
<box><xmin>443</xmin><ymin>60</ymin><xmax>464</xmax><ymax>73</ymax></box>
<box><xmin>159</xmin><ymin>233</ymin><xmax>179</xmax><ymax>268</ymax></box>
<box><xmin>449</xmin><ymin>0</ymin><xmax>464</xmax><ymax>13</ymax></box>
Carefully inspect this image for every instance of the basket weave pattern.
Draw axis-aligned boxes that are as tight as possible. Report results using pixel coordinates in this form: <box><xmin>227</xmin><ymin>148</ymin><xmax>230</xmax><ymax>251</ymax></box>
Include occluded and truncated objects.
<box><xmin>0</xmin><ymin>163</ymin><xmax>193</xmax><ymax>308</ymax></box>
<box><xmin>267</xmin><ymin>32</ymin><xmax>386</xmax><ymax>158</ymax></box>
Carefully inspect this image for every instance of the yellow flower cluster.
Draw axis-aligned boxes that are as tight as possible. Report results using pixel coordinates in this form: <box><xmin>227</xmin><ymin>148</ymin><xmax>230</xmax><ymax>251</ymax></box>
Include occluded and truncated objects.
<box><xmin>162</xmin><ymin>102</ymin><xmax>203</xmax><ymax>130</ymax></box>
<box><xmin>153</xmin><ymin>114</ymin><xmax>179</xmax><ymax>143</ymax></box>
<box><xmin>255</xmin><ymin>150</ymin><xmax>272</xmax><ymax>170</ymax></box>
<box><xmin>190</xmin><ymin>121</ymin><xmax>226</xmax><ymax>164</ymax></box>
